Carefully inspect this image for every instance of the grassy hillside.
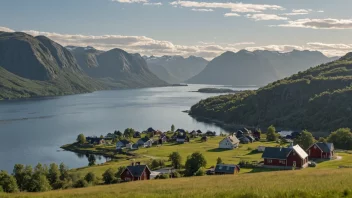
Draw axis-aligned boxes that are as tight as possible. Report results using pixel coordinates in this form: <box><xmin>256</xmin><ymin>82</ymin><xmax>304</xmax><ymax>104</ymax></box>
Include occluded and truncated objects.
<box><xmin>2</xmin><ymin>168</ymin><xmax>352</xmax><ymax>198</ymax></box>
<box><xmin>190</xmin><ymin>54</ymin><xmax>352</xmax><ymax>132</ymax></box>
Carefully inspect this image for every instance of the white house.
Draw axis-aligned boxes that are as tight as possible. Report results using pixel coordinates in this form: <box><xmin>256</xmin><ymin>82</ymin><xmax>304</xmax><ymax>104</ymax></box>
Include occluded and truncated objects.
<box><xmin>219</xmin><ymin>135</ymin><xmax>240</xmax><ymax>149</ymax></box>
<box><xmin>137</xmin><ymin>137</ymin><xmax>153</xmax><ymax>148</ymax></box>
<box><xmin>116</xmin><ymin>139</ymin><xmax>131</xmax><ymax>150</ymax></box>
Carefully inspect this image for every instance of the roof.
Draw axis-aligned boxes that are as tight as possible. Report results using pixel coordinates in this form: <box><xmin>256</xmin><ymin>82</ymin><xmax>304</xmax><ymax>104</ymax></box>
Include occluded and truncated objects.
<box><xmin>262</xmin><ymin>145</ymin><xmax>308</xmax><ymax>160</ymax></box>
<box><xmin>138</xmin><ymin>136</ymin><xmax>150</xmax><ymax>143</ymax></box>
<box><xmin>126</xmin><ymin>165</ymin><xmax>150</xmax><ymax>177</ymax></box>
<box><xmin>118</xmin><ymin>139</ymin><xmax>131</xmax><ymax>145</ymax></box>
<box><xmin>176</xmin><ymin>129</ymin><xmax>186</xmax><ymax>133</ymax></box>
<box><xmin>315</xmin><ymin>142</ymin><xmax>334</xmax><ymax>153</ymax></box>
<box><xmin>239</xmin><ymin>136</ymin><xmax>250</xmax><ymax>142</ymax></box>
<box><xmin>214</xmin><ymin>164</ymin><xmax>239</xmax><ymax>174</ymax></box>
<box><xmin>177</xmin><ymin>132</ymin><xmax>187</xmax><ymax>138</ymax></box>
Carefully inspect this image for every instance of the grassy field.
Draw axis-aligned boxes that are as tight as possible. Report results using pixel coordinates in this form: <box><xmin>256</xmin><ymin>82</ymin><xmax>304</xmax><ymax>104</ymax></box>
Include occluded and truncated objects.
<box><xmin>2</xmin><ymin>168</ymin><xmax>352</xmax><ymax>198</ymax></box>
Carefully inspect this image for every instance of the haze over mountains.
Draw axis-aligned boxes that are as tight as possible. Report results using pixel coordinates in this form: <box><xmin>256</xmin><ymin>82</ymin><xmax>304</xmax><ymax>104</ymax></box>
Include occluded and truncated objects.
<box><xmin>0</xmin><ymin>31</ymin><xmax>166</xmax><ymax>99</ymax></box>
<box><xmin>144</xmin><ymin>55</ymin><xmax>208</xmax><ymax>84</ymax></box>
<box><xmin>187</xmin><ymin>50</ymin><xmax>338</xmax><ymax>86</ymax></box>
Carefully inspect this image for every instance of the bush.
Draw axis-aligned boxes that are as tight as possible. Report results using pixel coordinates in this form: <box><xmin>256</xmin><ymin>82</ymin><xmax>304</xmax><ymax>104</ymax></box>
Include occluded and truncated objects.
<box><xmin>194</xmin><ymin>168</ymin><xmax>205</xmax><ymax>176</ymax></box>
<box><xmin>102</xmin><ymin>168</ymin><xmax>116</xmax><ymax>184</ymax></box>
<box><xmin>156</xmin><ymin>173</ymin><xmax>169</xmax><ymax>179</ymax></box>
<box><xmin>84</xmin><ymin>172</ymin><xmax>97</xmax><ymax>184</ymax></box>
<box><xmin>73</xmin><ymin>179</ymin><xmax>89</xmax><ymax>188</ymax></box>
<box><xmin>172</xmin><ymin>171</ymin><xmax>181</xmax><ymax>178</ymax></box>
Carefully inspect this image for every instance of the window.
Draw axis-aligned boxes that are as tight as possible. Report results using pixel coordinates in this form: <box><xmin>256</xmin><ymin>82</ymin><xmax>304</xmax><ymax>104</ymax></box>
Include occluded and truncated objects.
<box><xmin>293</xmin><ymin>152</ymin><xmax>296</xmax><ymax>156</ymax></box>
<box><xmin>279</xmin><ymin>160</ymin><xmax>285</xmax><ymax>164</ymax></box>
<box><xmin>314</xmin><ymin>145</ymin><xmax>317</xmax><ymax>149</ymax></box>
<box><xmin>268</xmin><ymin>160</ymin><xmax>272</xmax><ymax>163</ymax></box>
<box><xmin>218</xmin><ymin>166</ymin><xmax>222</xmax><ymax>170</ymax></box>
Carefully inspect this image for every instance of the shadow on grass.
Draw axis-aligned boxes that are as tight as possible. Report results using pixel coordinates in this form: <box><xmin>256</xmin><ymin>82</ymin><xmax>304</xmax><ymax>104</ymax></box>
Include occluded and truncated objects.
<box><xmin>207</xmin><ymin>148</ymin><xmax>229</xmax><ymax>152</ymax></box>
<box><xmin>245</xmin><ymin>150</ymin><xmax>260</xmax><ymax>155</ymax></box>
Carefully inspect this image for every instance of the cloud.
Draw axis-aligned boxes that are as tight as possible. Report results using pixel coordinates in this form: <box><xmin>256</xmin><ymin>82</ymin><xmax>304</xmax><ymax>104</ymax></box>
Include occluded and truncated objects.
<box><xmin>228</xmin><ymin>42</ymin><xmax>256</xmax><ymax>46</ymax></box>
<box><xmin>112</xmin><ymin>0</ymin><xmax>148</xmax><ymax>3</ymax></box>
<box><xmin>282</xmin><ymin>12</ymin><xmax>308</xmax><ymax>16</ymax></box>
<box><xmin>0</xmin><ymin>26</ymin><xmax>15</xmax><ymax>32</ymax></box>
<box><xmin>246</xmin><ymin>14</ymin><xmax>288</xmax><ymax>21</ymax></box>
<box><xmin>191</xmin><ymin>8</ymin><xmax>214</xmax><ymax>12</ymax></box>
<box><xmin>292</xmin><ymin>9</ymin><xmax>312</xmax><ymax>13</ymax></box>
<box><xmin>276</xmin><ymin>18</ymin><xmax>352</xmax><ymax>29</ymax></box>
<box><xmin>170</xmin><ymin>1</ymin><xmax>284</xmax><ymax>13</ymax></box>
<box><xmin>246</xmin><ymin>45</ymin><xmax>305</xmax><ymax>52</ymax></box>
<box><xmin>143</xmin><ymin>2</ymin><xmax>162</xmax><ymax>6</ymax></box>
<box><xmin>224</xmin><ymin>13</ymin><xmax>240</xmax><ymax>17</ymax></box>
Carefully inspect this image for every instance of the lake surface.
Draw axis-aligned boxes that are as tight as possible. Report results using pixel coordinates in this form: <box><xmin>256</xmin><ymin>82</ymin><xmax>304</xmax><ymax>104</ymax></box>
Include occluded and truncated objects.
<box><xmin>0</xmin><ymin>84</ymin><xmax>251</xmax><ymax>172</ymax></box>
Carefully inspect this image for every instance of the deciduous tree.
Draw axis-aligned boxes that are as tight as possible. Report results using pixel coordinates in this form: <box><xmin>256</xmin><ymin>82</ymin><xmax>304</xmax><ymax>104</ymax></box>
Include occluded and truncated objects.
<box><xmin>185</xmin><ymin>152</ymin><xmax>207</xmax><ymax>176</ymax></box>
<box><xmin>168</xmin><ymin>152</ymin><xmax>182</xmax><ymax>169</ymax></box>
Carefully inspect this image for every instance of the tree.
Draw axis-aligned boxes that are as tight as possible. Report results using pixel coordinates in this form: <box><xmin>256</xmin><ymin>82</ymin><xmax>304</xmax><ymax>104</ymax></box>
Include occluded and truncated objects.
<box><xmin>100</xmin><ymin>135</ymin><xmax>104</xmax><ymax>139</ymax></box>
<box><xmin>318</xmin><ymin>137</ymin><xmax>327</xmax><ymax>143</ymax></box>
<box><xmin>123</xmin><ymin>128</ymin><xmax>135</xmax><ymax>139</ymax></box>
<box><xmin>0</xmin><ymin>171</ymin><xmax>19</xmax><ymax>193</ymax></box>
<box><xmin>294</xmin><ymin>130</ymin><xmax>315</xmax><ymax>150</ymax></box>
<box><xmin>47</xmin><ymin>163</ymin><xmax>60</xmax><ymax>185</ymax></box>
<box><xmin>185</xmin><ymin>152</ymin><xmax>207</xmax><ymax>176</ymax></box>
<box><xmin>150</xmin><ymin>159</ymin><xmax>160</xmax><ymax>170</ymax></box>
<box><xmin>169</xmin><ymin>152</ymin><xmax>182</xmax><ymax>169</ymax></box>
<box><xmin>12</xmin><ymin>164</ymin><xmax>26</xmax><ymax>191</ymax></box>
<box><xmin>59</xmin><ymin>163</ymin><xmax>69</xmax><ymax>181</ymax></box>
<box><xmin>194</xmin><ymin>168</ymin><xmax>205</xmax><ymax>176</ymax></box>
<box><xmin>84</xmin><ymin>172</ymin><xmax>97</xmax><ymax>184</ymax></box>
<box><xmin>114</xmin><ymin>130</ymin><xmax>122</xmax><ymax>137</ymax></box>
<box><xmin>77</xmin><ymin>134</ymin><xmax>86</xmax><ymax>144</ymax></box>
<box><xmin>158</xmin><ymin>159</ymin><xmax>165</xmax><ymax>168</ymax></box>
<box><xmin>102</xmin><ymin>168</ymin><xmax>116</xmax><ymax>184</ymax></box>
<box><xmin>115</xmin><ymin>166</ymin><xmax>126</xmax><ymax>179</ymax></box>
<box><xmin>88</xmin><ymin>155</ymin><xmax>96</xmax><ymax>166</ymax></box>
<box><xmin>73</xmin><ymin>179</ymin><xmax>88</xmax><ymax>188</ymax></box>
<box><xmin>171</xmin><ymin>124</ymin><xmax>175</xmax><ymax>132</ymax></box>
<box><xmin>327</xmin><ymin>128</ymin><xmax>352</xmax><ymax>150</ymax></box>
<box><xmin>266</xmin><ymin>125</ymin><xmax>278</xmax><ymax>141</ymax></box>
<box><xmin>216</xmin><ymin>157</ymin><xmax>223</xmax><ymax>164</ymax></box>
<box><xmin>29</xmin><ymin>173</ymin><xmax>51</xmax><ymax>192</ymax></box>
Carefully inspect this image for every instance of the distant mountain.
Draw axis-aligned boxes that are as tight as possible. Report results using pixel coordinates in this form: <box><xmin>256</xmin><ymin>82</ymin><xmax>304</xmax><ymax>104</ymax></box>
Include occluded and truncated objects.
<box><xmin>0</xmin><ymin>32</ymin><xmax>104</xmax><ymax>100</ymax></box>
<box><xmin>144</xmin><ymin>55</ymin><xmax>208</xmax><ymax>83</ymax></box>
<box><xmin>187</xmin><ymin>50</ymin><xmax>338</xmax><ymax>86</ymax></box>
<box><xmin>69</xmin><ymin>47</ymin><xmax>167</xmax><ymax>88</ymax></box>
<box><xmin>190</xmin><ymin>53</ymin><xmax>352</xmax><ymax>132</ymax></box>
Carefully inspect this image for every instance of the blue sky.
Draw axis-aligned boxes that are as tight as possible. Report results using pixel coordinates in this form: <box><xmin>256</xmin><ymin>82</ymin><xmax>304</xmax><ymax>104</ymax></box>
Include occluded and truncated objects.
<box><xmin>1</xmin><ymin>0</ymin><xmax>352</xmax><ymax>59</ymax></box>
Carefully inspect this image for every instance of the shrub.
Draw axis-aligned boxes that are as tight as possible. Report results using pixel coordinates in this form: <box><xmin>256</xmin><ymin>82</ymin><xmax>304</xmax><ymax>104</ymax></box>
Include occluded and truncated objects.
<box><xmin>172</xmin><ymin>171</ymin><xmax>181</xmax><ymax>178</ymax></box>
<box><xmin>84</xmin><ymin>172</ymin><xmax>97</xmax><ymax>184</ymax></box>
<box><xmin>73</xmin><ymin>179</ymin><xmax>89</xmax><ymax>188</ymax></box>
<box><xmin>102</xmin><ymin>168</ymin><xmax>116</xmax><ymax>184</ymax></box>
<box><xmin>194</xmin><ymin>168</ymin><xmax>205</xmax><ymax>176</ymax></box>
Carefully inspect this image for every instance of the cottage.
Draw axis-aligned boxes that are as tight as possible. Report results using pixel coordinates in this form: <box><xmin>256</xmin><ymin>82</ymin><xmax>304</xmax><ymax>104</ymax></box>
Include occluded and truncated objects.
<box><xmin>196</xmin><ymin>130</ymin><xmax>203</xmax><ymax>134</ymax></box>
<box><xmin>190</xmin><ymin>130</ymin><xmax>198</xmax><ymax>137</ymax></box>
<box><xmin>201</xmin><ymin>136</ymin><xmax>208</xmax><ymax>142</ymax></box>
<box><xmin>137</xmin><ymin>137</ymin><xmax>153</xmax><ymax>148</ymax></box>
<box><xmin>133</xmin><ymin>131</ymin><xmax>141</xmax><ymax>138</ymax></box>
<box><xmin>307</xmin><ymin>142</ymin><xmax>335</xmax><ymax>159</ymax></box>
<box><xmin>246</xmin><ymin>135</ymin><xmax>255</xmax><ymax>143</ymax></box>
<box><xmin>120</xmin><ymin>162</ymin><xmax>151</xmax><ymax>181</ymax></box>
<box><xmin>116</xmin><ymin>139</ymin><xmax>131</xmax><ymax>150</ymax></box>
<box><xmin>159</xmin><ymin>135</ymin><xmax>168</xmax><ymax>144</ymax></box>
<box><xmin>252</xmin><ymin>130</ymin><xmax>261</xmax><ymax>140</ymax></box>
<box><xmin>176</xmin><ymin>132</ymin><xmax>189</xmax><ymax>143</ymax></box>
<box><xmin>238</xmin><ymin>136</ymin><xmax>250</xmax><ymax>144</ymax></box>
<box><xmin>86</xmin><ymin>137</ymin><xmax>106</xmax><ymax>145</ymax></box>
<box><xmin>214</xmin><ymin>164</ymin><xmax>240</xmax><ymax>175</ymax></box>
<box><xmin>219</xmin><ymin>135</ymin><xmax>240</xmax><ymax>149</ymax></box>
<box><xmin>126</xmin><ymin>143</ymin><xmax>139</xmax><ymax>150</ymax></box>
<box><xmin>262</xmin><ymin>144</ymin><xmax>308</xmax><ymax>169</ymax></box>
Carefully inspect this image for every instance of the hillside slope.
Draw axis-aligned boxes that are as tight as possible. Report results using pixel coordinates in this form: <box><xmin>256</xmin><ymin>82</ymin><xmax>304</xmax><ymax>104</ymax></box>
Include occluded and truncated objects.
<box><xmin>0</xmin><ymin>32</ymin><xmax>104</xmax><ymax>100</ymax></box>
<box><xmin>1</xmin><ymin>169</ymin><xmax>352</xmax><ymax>198</ymax></box>
<box><xmin>144</xmin><ymin>55</ymin><xmax>208</xmax><ymax>83</ymax></box>
<box><xmin>69</xmin><ymin>47</ymin><xmax>167</xmax><ymax>88</ymax></box>
<box><xmin>187</xmin><ymin>50</ymin><xmax>337</xmax><ymax>86</ymax></box>
<box><xmin>190</xmin><ymin>53</ymin><xmax>352</xmax><ymax>131</ymax></box>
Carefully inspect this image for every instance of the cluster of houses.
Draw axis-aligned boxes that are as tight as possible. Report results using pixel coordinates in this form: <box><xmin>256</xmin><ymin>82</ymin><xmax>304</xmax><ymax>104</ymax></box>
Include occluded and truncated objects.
<box><xmin>218</xmin><ymin>128</ymin><xmax>260</xmax><ymax>149</ymax></box>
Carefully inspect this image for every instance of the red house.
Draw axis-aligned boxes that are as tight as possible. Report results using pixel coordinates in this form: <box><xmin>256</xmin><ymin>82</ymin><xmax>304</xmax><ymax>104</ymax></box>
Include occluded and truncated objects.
<box><xmin>307</xmin><ymin>142</ymin><xmax>334</xmax><ymax>159</ymax></box>
<box><xmin>120</xmin><ymin>162</ymin><xmax>151</xmax><ymax>181</ymax></box>
<box><xmin>262</xmin><ymin>144</ymin><xmax>308</xmax><ymax>169</ymax></box>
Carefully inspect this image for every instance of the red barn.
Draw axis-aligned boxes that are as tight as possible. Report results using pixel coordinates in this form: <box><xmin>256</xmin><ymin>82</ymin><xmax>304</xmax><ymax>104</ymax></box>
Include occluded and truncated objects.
<box><xmin>307</xmin><ymin>142</ymin><xmax>334</xmax><ymax>159</ymax></box>
<box><xmin>120</xmin><ymin>163</ymin><xmax>151</xmax><ymax>181</ymax></box>
<box><xmin>262</xmin><ymin>145</ymin><xmax>308</xmax><ymax>169</ymax></box>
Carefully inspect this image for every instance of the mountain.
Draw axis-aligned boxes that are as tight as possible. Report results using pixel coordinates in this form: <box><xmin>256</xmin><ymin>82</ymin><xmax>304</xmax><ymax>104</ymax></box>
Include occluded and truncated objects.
<box><xmin>144</xmin><ymin>55</ymin><xmax>208</xmax><ymax>83</ymax></box>
<box><xmin>187</xmin><ymin>50</ymin><xmax>338</xmax><ymax>86</ymax></box>
<box><xmin>189</xmin><ymin>52</ymin><xmax>352</xmax><ymax>132</ymax></box>
<box><xmin>0</xmin><ymin>32</ymin><xmax>104</xmax><ymax>100</ymax></box>
<box><xmin>68</xmin><ymin>47</ymin><xmax>167</xmax><ymax>88</ymax></box>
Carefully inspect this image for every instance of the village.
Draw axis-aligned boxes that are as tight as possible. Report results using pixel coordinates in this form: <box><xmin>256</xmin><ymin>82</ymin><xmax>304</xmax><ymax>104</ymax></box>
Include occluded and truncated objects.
<box><xmin>62</xmin><ymin>125</ymin><xmax>340</xmax><ymax>183</ymax></box>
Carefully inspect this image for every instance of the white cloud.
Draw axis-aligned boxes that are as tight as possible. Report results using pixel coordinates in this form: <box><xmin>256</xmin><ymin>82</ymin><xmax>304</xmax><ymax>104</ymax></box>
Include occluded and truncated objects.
<box><xmin>282</xmin><ymin>12</ymin><xmax>308</xmax><ymax>16</ymax></box>
<box><xmin>276</xmin><ymin>18</ymin><xmax>352</xmax><ymax>29</ymax></box>
<box><xmin>170</xmin><ymin>1</ymin><xmax>284</xmax><ymax>13</ymax></box>
<box><xmin>112</xmin><ymin>0</ymin><xmax>148</xmax><ymax>3</ymax></box>
<box><xmin>228</xmin><ymin>42</ymin><xmax>255</xmax><ymax>46</ymax></box>
<box><xmin>143</xmin><ymin>2</ymin><xmax>162</xmax><ymax>6</ymax></box>
<box><xmin>191</xmin><ymin>8</ymin><xmax>214</xmax><ymax>12</ymax></box>
<box><xmin>246</xmin><ymin>45</ymin><xmax>305</xmax><ymax>52</ymax></box>
<box><xmin>292</xmin><ymin>9</ymin><xmax>312</xmax><ymax>13</ymax></box>
<box><xmin>317</xmin><ymin>10</ymin><xmax>324</xmax><ymax>13</ymax></box>
<box><xmin>246</xmin><ymin>14</ymin><xmax>288</xmax><ymax>21</ymax></box>
<box><xmin>0</xmin><ymin>26</ymin><xmax>15</xmax><ymax>32</ymax></box>
<box><xmin>224</xmin><ymin>13</ymin><xmax>240</xmax><ymax>17</ymax></box>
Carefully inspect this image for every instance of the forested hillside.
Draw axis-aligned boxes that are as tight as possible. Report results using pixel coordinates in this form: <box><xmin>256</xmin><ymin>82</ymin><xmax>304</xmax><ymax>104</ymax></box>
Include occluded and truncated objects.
<box><xmin>190</xmin><ymin>53</ymin><xmax>352</xmax><ymax>132</ymax></box>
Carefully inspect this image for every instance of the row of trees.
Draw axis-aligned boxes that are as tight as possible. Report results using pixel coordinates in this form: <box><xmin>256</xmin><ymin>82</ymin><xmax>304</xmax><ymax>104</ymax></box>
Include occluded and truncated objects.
<box><xmin>168</xmin><ymin>151</ymin><xmax>207</xmax><ymax>176</ymax></box>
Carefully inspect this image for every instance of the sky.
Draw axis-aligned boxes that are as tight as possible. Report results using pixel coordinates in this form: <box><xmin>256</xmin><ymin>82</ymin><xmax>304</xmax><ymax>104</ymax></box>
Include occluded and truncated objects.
<box><xmin>1</xmin><ymin>0</ymin><xmax>352</xmax><ymax>59</ymax></box>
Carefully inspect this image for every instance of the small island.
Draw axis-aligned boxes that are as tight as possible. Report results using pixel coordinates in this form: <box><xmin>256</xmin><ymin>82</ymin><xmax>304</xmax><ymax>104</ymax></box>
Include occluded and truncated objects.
<box><xmin>193</xmin><ymin>88</ymin><xmax>239</xmax><ymax>93</ymax></box>
<box><xmin>170</xmin><ymin>83</ymin><xmax>188</xmax><ymax>87</ymax></box>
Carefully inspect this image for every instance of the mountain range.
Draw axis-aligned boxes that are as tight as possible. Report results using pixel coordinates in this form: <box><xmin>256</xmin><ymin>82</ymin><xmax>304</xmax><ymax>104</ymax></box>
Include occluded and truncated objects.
<box><xmin>144</xmin><ymin>55</ymin><xmax>208</xmax><ymax>84</ymax></box>
<box><xmin>187</xmin><ymin>50</ymin><xmax>338</xmax><ymax>86</ymax></box>
<box><xmin>0</xmin><ymin>31</ymin><xmax>166</xmax><ymax>100</ymax></box>
<box><xmin>190</xmin><ymin>52</ymin><xmax>352</xmax><ymax>132</ymax></box>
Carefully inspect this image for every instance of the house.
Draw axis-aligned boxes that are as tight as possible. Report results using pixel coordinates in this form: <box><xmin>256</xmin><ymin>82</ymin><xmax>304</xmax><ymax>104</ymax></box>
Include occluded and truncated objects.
<box><xmin>176</xmin><ymin>129</ymin><xmax>186</xmax><ymax>133</ymax></box>
<box><xmin>205</xmin><ymin>131</ymin><xmax>216</xmax><ymax>136</ymax></box>
<box><xmin>246</xmin><ymin>135</ymin><xmax>255</xmax><ymax>143</ymax></box>
<box><xmin>190</xmin><ymin>130</ymin><xmax>197</xmax><ymax>137</ymax></box>
<box><xmin>120</xmin><ymin>162</ymin><xmax>151</xmax><ymax>181</ymax></box>
<box><xmin>307</xmin><ymin>142</ymin><xmax>335</xmax><ymax>159</ymax></box>
<box><xmin>262</xmin><ymin>144</ymin><xmax>308</xmax><ymax>169</ymax></box>
<box><xmin>176</xmin><ymin>132</ymin><xmax>189</xmax><ymax>143</ymax></box>
<box><xmin>201</xmin><ymin>136</ymin><xmax>208</xmax><ymax>142</ymax></box>
<box><xmin>238</xmin><ymin>136</ymin><xmax>250</xmax><ymax>144</ymax></box>
<box><xmin>86</xmin><ymin>137</ymin><xmax>106</xmax><ymax>145</ymax></box>
<box><xmin>158</xmin><ymin>135</ymin><xmax>168</xmax><ymax>144</ymax></box>
<box><xmin>126</xmin><ymin>143</ymin><xmax>139</xmax><ymax>150</ymax></box>
<box><xmin>133</xmin><ymin>131</ymin><xmax>141</xmax><ymax>138</ymax></box>
<box><xmin>214</xmin><ymin>164</ymin><xmax>240</xmax><ymax>175</ymax></box>
<box><xmin>252</xmin><ymin>130</ymin><xmax>261</xmax><ymax>140</ymax></box>
<box><xmin>116</xmin><ymin>139</ymin><xmax>131</xmax><ymax>150</ymax></box>
<box><xmin>219</xmin><ymin>135</ymin><xmax>240</xmax><ymax>149</ymax></box>
<box><xmin>196</xmin><ymin>130</ymin><xmax>203</xmax><ymax>134</ymax></box>
<box><xmin>137</xmin><ymin>137</ymin><xmax>153</xmax><ymax>148</ymax></box>
<box><xmin>257</xmin><ymin>146</ymin><xmax>266</xmax><ymax>152</ymax></box>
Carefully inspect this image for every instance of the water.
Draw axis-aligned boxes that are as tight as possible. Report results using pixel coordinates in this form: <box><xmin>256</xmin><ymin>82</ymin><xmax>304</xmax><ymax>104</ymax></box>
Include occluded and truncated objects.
<box><xmin>0</xmin><ymin>84</ymin><xmax>250</xmax><ymax>173</ymax></box>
